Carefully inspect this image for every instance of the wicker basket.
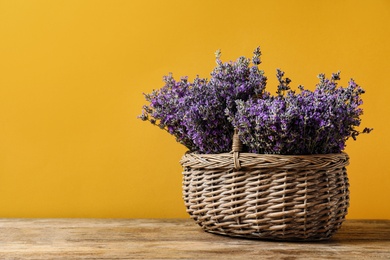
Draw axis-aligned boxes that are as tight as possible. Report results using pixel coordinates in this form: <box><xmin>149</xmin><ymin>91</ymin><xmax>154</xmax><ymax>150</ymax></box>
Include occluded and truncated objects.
<box><xmin>180</xmin><ymin>132</ymin><xmax>350</xmax><ymax>241</ymax></box>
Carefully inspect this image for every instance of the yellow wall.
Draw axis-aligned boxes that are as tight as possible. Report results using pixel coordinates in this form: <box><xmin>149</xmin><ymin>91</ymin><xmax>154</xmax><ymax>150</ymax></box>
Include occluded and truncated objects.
<box><xmin>0</xmin><ymin>0</ymin><xmax>389</xmax><ymax>219</ymax></box>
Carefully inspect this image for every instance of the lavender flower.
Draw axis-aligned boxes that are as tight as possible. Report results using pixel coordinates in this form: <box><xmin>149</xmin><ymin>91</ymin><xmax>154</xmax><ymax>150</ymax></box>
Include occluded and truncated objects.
<box><xmin>228</xmin><ymin>70</ymin><xmax>370</xmax><ymax>154</ymax></box>
<box><xmin>140</xmin><ymin>47</ymin><xmax>371</xmax><ymax>155</ymax></box>
<box><xmin>139</xmin><ymin>74</ymin><xmax>197</xmax><ymax>150</ymax></box>
<box><xmin>140</xmin><ymin>47</ymin><xmax>267</xmax><ymax>154</ymax></box>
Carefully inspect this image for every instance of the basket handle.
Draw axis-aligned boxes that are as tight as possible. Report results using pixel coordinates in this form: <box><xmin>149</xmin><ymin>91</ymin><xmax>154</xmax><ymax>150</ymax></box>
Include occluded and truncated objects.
<box><xmin>232</xmin><ymin>129</ymin><xmax>242</xmax><ymax>170</ymax></box>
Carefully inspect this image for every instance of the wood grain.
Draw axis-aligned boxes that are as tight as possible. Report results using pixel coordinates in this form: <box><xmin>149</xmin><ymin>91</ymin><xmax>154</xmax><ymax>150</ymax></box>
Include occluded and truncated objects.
<box><xmin>0</xmin><ymin>219</ymin><xmax>389</xmax><ymax>259</ymax></box>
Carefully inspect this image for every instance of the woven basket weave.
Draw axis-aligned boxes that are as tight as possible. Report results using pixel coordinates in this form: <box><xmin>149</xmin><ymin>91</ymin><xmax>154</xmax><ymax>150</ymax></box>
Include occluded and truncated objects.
<box><xmin>180</xmin><ymin>133</ymin><xmax>350</xmax><ymax>241</ymax></box>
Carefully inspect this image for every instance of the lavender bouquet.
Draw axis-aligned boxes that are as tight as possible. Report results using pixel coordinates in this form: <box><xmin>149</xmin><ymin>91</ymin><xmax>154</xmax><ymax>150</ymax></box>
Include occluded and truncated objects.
<box><xmin>139</xmin><ymin>47</ymin><xmax>371</xmax><ymax>155</ymax></box>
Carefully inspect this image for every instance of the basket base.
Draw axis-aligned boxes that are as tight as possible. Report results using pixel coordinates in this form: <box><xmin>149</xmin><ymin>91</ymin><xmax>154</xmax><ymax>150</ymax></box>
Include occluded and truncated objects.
<box><xmin>201</xmin><ymin>227</ymin><xmax>339</xmax><ymax>242</ymax></box>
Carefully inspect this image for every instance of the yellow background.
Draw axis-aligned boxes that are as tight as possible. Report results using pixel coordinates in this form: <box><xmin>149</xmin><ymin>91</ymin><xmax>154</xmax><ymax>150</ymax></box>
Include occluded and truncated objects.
<box><xmin>0</xmin><ymin>0</ymin><xmax>389</xmax><ymax>219</ymax></box>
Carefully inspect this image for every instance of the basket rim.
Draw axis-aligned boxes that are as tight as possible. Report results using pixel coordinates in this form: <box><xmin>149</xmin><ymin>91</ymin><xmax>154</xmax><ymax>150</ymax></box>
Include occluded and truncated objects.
<box><xmin>180</xmin><ymin>151</ymin><xmax>349</xmax><ymax>170</ymax></box>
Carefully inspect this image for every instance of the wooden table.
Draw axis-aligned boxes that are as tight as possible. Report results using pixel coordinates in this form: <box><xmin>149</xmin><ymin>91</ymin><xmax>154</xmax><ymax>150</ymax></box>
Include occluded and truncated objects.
<box><xmin>0</xmin><ymin>219</ymin><xmax>389</xmax><ymax>259</ymax></box>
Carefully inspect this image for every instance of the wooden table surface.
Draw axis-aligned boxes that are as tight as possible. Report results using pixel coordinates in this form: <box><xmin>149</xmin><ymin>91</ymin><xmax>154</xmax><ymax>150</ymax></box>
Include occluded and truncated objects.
<box><xmin>0</xmin><ymin>218</ymin><xmax>389</xmax><ymax>259</ymax></box>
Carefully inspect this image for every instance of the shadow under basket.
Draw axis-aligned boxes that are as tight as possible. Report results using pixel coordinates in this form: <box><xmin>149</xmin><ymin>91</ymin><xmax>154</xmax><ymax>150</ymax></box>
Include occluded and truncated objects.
<box><xmin>180</xmin><ymin>134</ymin><xmax>350</xmax><ymax>241</ymax></box>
